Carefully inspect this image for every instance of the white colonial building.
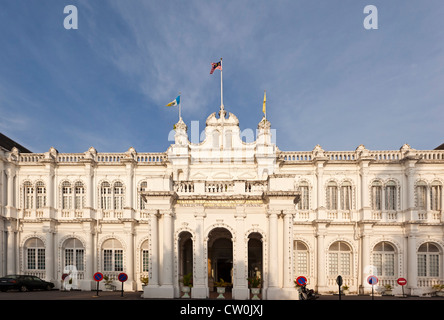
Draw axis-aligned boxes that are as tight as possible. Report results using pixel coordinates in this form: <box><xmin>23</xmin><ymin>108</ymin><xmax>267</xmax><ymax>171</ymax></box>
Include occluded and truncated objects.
<box><xmin>1</xmin><ymin>105</ymin><xmax>443</xmax><ymax>299</ymax></box>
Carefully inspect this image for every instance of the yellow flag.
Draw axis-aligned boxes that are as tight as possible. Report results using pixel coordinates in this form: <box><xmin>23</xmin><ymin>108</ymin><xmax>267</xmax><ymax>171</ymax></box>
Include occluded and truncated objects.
<box><xmin>262</xmin><ymin>91</ymin><xmax>266</xmax><ymax>115</ymax></box>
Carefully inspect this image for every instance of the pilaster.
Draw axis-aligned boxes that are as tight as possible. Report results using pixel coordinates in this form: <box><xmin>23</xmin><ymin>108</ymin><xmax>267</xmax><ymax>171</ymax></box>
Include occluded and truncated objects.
<box><xmin>232</xmin><ymin>206</ymin><xmax>249</xmax><ymax>300</ymax></box>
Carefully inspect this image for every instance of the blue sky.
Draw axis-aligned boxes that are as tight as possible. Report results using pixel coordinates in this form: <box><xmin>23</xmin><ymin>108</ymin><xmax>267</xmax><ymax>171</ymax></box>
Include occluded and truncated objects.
<box><xmin>1</xmin><ymin>0</ymin><xmax>443</xmax><ymax>153</ymax></box>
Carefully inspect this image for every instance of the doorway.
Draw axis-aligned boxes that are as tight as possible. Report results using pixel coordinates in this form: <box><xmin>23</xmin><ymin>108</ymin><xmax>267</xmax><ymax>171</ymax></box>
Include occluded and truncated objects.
<box><xmin>207</xmin><ymin>228</ymin><xmax>233</xmax><ymax>291</ymax></box>
<box><xmin>178</xmin><ymin>231</ymin><xmax>193</xmax><ymax>282</ymax></box>
<box><xmin>248</xmin><ymin>233</ymin><xmax>263</xmax><ymax>279</ymax></box>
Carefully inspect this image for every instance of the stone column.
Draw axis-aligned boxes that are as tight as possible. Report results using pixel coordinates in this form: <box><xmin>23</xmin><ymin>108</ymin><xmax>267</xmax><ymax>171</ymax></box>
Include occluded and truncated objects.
<box><xmin>315</xmin><ymin>161</ymin><xmax>326</xmax><ymax>219</ymax></box>
<box><xmin>6</xmin><ymin>221</ymin><xmax>16</xmax><ymax>275</ymax></box>
<box><xmin>360</xmin><ymin>225</ymin><xmax>372</xmax><ymax>293</ymax></box>
<box><xmin>283</xmin><ymin>211</ymin><xmax>293</xmax><ymax>289</ymax></box>
<box><xmin>44</xmin><ymin>224</ymin><xmax>55</xmax><ymax>281</ymax></box>
<box><xmin>124</xmin><ymin>221</ymin><xmax>135</xmax><ymax>290</ymax></box>
<box><xmin>162</xmin><ymin>210</ymin><xmax>174</xmax><ymax>287</ymax></box>
<box><xmin>360</xmin><ymin>164</ymin><xmax>371</xmax><ymax>219</ymax></box>
<box><xmin>148</xmin><ymin>211</ymin><xmax>159</xmax><ymax>287</ymax></box>
<box><xmin>267</xmin><ymin>210</ymin><xmax>281</xmax><ymax>299</ymax></box>
<box><xmin>268</xmin><ymin>211</ymin><xmax>279</xmax><ymax>288</ymax></box>
<box><xmin>46</xmin><ymin>165</ymin><xmax>55</xmax><ymax>218</ymax></box>
<box><xmin>233</xmin><ymin>207</ymin><xmax>249</xmax><ymax>300</ymax></box>
<box><xmin>315</xmin><ymin>223</ymin><xmax>327</xmax><ymax>292</ymax></box>
<box><xmin>83</xmin><ymin>222</ymin><xmax>94</xmax><ymax>290</ymax></box>
<box><xmin>407</xmin><ymin>225</ymin><xmax>418</xmax><ymax>295</ymax></box>
<box><xmin>6</xmin><ymin>168</ymin><xmax>15</xmax><ymax>216</ymax></box>
<box><xmin>124</xmin><ymin>162</ymin><xmax>134</xmax><ymax>219</ymax></box>
<box><xmin>84</xmin><ymin>164</ymin><xmax>93</xmax><ymax>209</ymax></box>
<box><xmin>192</xmin><ymin>209</ymin><xmax>207</xmax><ymax>298</ymax></box>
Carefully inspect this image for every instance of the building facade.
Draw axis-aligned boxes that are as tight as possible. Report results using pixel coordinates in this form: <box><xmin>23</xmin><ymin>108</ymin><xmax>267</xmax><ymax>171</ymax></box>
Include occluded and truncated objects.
<box><xmin>1</xmin><ymin>106</ymin><xmax>443</xmax><ymax>299</ymax></box>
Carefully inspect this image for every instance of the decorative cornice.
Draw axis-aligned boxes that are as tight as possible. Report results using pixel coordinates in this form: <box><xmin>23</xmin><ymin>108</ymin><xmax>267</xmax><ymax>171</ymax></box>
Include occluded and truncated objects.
<box><xmin>263</xmin><ymin>191</ymin><xmax>301</xmax><ymax>206</ymax></box>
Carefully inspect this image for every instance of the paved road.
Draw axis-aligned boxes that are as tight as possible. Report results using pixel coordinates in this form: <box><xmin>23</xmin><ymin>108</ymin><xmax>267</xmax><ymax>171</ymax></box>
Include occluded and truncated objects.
<box><xmin>0</xmin><ymin>289</ymin><xmax>442</xmax><ymax>300</ymax></box>
<box><xmin>1</xmin><ymin>290</ymin><xmax>441</xmax><ymax>319</ymax></box>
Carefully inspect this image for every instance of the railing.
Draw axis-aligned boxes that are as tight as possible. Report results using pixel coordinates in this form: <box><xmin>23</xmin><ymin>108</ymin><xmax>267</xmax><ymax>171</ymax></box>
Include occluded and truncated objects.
<box><xmin>205</xmin><ymin>182</ymin><xmax>234</xmax><ymax>193</ymax></box>
<box><xmin>15</xmin><ymin>152</ymin><xmax>167</xmax><ymax>164</ymax></box>
<box><xmin>327</xmin><ymin>211</ymin><xmax>351</xmax><ymax>221</ymax></box>
<box><xmin>24</xmin><ymin>270</ymin><xmax>46</xmax><ymax>279</ymax></box>
<box><xmin>101</xmin><ymin>210</ymin><xmax>123</xmax><ymax>219</ymax></box>
<box><xmin>328</xmin><ymin>276</ymin><xmax>355</xmax><ymax>287</ymax></box>
<box><xmin>245</xmin><ymin>181</ymin><xmax>266</xmax><ymax>193</ymax></box>
<box><xmin>136</xmin><ymin>153</ymin><xmax>166</xmax><ymax>163</ymax></box>
<box><xmin>370</xmin><ymin>151</ymin><xmax>401</xmax><ymax>161</ymax></box>
<box><xmin>325</xmin><ymin>152</ymin><xmax>356</xmax><ymax>161</ymax></box>
<box><xmin>417</xmin><ymin>277</ymin><xmax>442</xmax><ymax>288</ymax></box>
<box><xmin>13</xmin><ymin>149</ymin><xmax>444</xmax><ymax>165</ymax></box>
<box><xmin>372</xmin><ymin>211</ymin><xmax>398</xmax><ymax>221</ymax></box>
<box><xmin>280</xmin><ymin>149</ymin><xmax>444</xmax><ymax>163</ymax></box>
<box><xmin>57</xmin><ymin>154</ymin><xmax>84</xmax><ymax>162</ymax></box>
<box><xmin>280</xmin><ymin>152</ymin><xmax>312</xmax><ymax>161</ymax></box>
<box><xmin>175</xmin><ymin>181</ymin><xmax>194</xmax><ymax>193</ymax></box>
<box><xmin>378</xmin><ymin>277</ymin><xmax>397</xmax><ymax>288</ymax></box>
<box><xmin>295</xmin><ymin>211</ymin><xmax>310</xmax><ymax>220</ymax></box>
<box><xmin>18</xmin><ymin>154</ymin><xmax>44</xmax><ymax>162</ymax></box>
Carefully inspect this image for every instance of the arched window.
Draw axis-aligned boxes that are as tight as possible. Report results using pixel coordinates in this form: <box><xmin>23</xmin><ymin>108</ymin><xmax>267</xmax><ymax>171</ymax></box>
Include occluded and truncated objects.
<box><xmin>141</xmin><ymin>240</ymin><xmax>149</xmax><ymax>273</ymax></box>
<box><xmin>371</xmin><ymin>180</ymin><xmax>382</xmax><ymax>211</ymax></box>
<box><xmin>62</xmin><ymin>181</ymin><xmax>72</xmax><ymax>210</ymax></box>
<box><xmin>298</xmin><ymin>182</ymin><xmax>310</xmax><ymax>210</ymax></box>
<box><xmin>102</xmin><ymin>239</ymin><xmax>124</xmax><ymax>272</ymax></box>
<box><xmin>113</xmin><ymin>181</ymin><xmax>124</xmax><ymax>210</ymax></box>
<box><xmin>385</xmin><ymin>180</ymin><xmax>397</xmax><ymax>211</ymax></box>
<box><xmin>36</xmin><ymin>181</ymin><xmax>46</xmax><ymax>209</ymax></box>
<box><xmin>416</xmin><ymin>181</ymin><xmax>427</xmax><ymax>211</ymax></box>
<box><xmin>328</xmin><ymin>241</ymin><xmax>351</xmax><ymax>276</ymax></box>
<box><xmin>63</xmin><ymin>238</ymin><xmax>85</xmax><ymax>271</ymax></box>
<box><xmin>372</xmin><ymin>242</ymin><xmax>395</xmax><ymax>277</ymax></box>
<box><xmin>212</xmin><ymin>131</ymin><xmax>220</xmax><ymax>149</ymax></box>
<box><xmin>139</xmin><ymin>181</ymin><xmax>147</xmax><ymax>210</ymax></box>
<box><xmin>430</xmin><ymin>181</ymin><xmax>442</xmax><ymax>211</ymax></box>
<box><xmin>340</xmin><ymin>181</ymin><xmax>352</xmax><ymax>210</ymax></box>
<box><xmin>23</xmin><ymin>181</ymin><xmax>34</xmax><ymax>210</ymax></box>
<box><xmin>74</xmin><ymin>181</ymin><xmax>85</xmax><ymax>210</ymax></box>
<box><xmin>224</xmin><ymin>131</ymin><xmax>232</xmax><ymax>149</ymax></box>
<box><xmin>418</xmin><ymin>243</ymin><xmax>440</xmax><ymax>278</ymax></box>
<box><xmin>326</xmin><ymin>181</ymin><xmax>338</xmax><ymax>210</ymax></box>
<box><xmin>294</xmin><ymin>241</ymin><xmax>309</xmax><ymax>276</ymax></box>
<box><xmin>100</xmin><ymin>182</ymin><xmax>112</xmax><ymax>210</ymax></box>
<box><xmin>25</xmin><ymin>238</ymin><xmax>45</xmax><ymax>271</ymax></box>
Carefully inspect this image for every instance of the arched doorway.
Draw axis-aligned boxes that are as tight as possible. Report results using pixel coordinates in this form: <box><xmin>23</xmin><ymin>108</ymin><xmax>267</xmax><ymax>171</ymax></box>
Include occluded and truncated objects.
<box><xmin>248</xmin><ymin>233</ymin><xmax>263</xmax><ymax>280</ymax></box>
<box><xmin>207</xmin><ymin>227</ymin><xmax>233</xmax><ymax>292</ymax></box>
<box><xmin>178</xmin><ymin>231</ymin><xmax>193</xmax><ymax>281</ymax></box>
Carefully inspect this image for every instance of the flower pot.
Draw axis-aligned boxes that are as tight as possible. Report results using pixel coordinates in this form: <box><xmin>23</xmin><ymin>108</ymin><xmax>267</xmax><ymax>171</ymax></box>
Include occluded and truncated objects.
<box><xmin>436</xmin><ymin>291</ymin><xmax>444</xmax><ymax>297</ymax></box>
<box><xmin>104</xmin><ymin>283</ymin><xmax>114</xmax><ymax>291</ymax></box>
<box><xmin>182</xmin><ymin>286</ymin><xmax>191</xmax><ymax>298</ymax></box>
<box><xmin>251</xmin><ymin>288</ymin><xmax>261</xmax><ymax>300</ymax></box>
<box><xmin>216</xmin><ymin>287</ymin><xmax>226</xmax><ymax>299</ymax></box>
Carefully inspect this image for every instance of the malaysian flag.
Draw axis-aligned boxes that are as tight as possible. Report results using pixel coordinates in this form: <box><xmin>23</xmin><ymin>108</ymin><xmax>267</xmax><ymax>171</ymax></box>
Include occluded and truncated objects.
<box><xmin>210</xmin><ymin>60</ymin><xmax>222</xmax><ymax>74</ymax></box>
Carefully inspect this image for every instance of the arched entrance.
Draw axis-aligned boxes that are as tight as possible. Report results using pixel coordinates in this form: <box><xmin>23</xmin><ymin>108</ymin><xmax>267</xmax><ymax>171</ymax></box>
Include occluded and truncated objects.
<box><xmin>248</xmin><ymin>233</ymin><xmax>263</xmax><ymax>280</ymax></box>
<box><xmin>178</xmin><ymin>231</ymin><xmax>193</xmax><ymax>281</ymax></box>
<box><xmin>207</xmin><ymin>227</ymin><xmax>233</xmax><ymax>293</ymax></box>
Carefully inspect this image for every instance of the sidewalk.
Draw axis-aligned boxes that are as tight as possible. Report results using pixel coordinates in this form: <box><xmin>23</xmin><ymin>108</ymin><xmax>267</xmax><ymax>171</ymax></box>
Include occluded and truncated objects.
<box><xmin>1</xmin><ymin>289</ymin><xmax>443</xmax><ymax>300</ymax></box>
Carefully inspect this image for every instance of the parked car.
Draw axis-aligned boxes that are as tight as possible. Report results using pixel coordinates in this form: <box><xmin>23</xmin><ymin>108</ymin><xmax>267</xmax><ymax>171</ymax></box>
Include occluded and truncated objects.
<box><xmin>0</xmin><ymin>275</ymin><xmax>54</xmax><ymax>292</ymax></box>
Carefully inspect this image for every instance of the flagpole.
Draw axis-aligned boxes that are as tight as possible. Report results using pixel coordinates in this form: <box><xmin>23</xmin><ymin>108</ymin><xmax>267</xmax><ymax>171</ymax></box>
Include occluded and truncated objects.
<box><xmin>178</xmin><ymin>92</ymin><xmax>181</xmax><ymax>120</ymax></box>
<box><xmin>220</xmin><ymin>58</ymin><xmax>224</xmax><ymax>110</ymax></box>
<box><xmin>264</xmin><ymin>90</ymin><xmax>267</xmax><ymax>119</ymax></box>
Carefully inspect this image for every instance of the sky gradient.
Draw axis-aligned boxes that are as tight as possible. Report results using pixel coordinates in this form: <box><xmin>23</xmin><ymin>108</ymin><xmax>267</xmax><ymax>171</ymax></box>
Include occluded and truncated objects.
<box><xmin>1</xmin><ymin>0</ymin><xmax>443</xmax><ymax>154</ymax></box>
